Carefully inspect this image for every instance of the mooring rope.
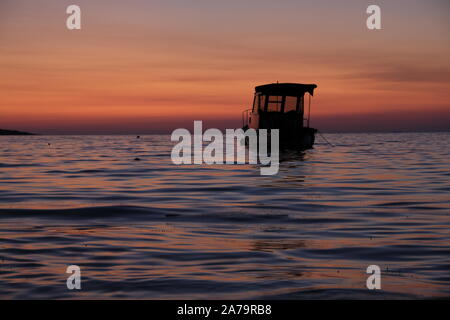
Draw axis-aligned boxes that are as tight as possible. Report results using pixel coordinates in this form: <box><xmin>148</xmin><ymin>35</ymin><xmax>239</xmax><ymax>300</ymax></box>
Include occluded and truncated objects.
<box><xmin>318</xmin><ymin>130</ymin><xmax>335</xmax><ymax>147</ymax></box>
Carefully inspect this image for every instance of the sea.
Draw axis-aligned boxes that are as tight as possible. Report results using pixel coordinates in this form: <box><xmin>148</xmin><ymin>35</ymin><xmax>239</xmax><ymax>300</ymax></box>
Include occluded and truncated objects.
<box><xmin>0</xmin><ymin>132</ymin><xmax>449</xmax><ymax>299</ymax></box>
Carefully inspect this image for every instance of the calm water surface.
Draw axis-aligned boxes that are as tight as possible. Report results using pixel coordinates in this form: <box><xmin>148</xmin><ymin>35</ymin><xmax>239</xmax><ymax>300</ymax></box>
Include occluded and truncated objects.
<box><xmin>0</xmin><ymin>133</ymin><xmax>449</xmax><ymax>299</ymax></box>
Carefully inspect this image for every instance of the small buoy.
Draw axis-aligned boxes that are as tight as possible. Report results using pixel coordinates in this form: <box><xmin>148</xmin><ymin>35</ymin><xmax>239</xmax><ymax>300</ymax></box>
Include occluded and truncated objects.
<box><xmin>134</xmin><ymin>157</ymin><xmax>141</xmax><ymax>161</ymax></box>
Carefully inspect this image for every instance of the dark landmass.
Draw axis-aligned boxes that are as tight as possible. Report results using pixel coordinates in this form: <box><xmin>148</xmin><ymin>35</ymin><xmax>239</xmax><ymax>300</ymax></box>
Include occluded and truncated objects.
<box><xmin>0</xmin><ymin>129</ymin><xmax>34</xmax><ymax>135</ymax></box>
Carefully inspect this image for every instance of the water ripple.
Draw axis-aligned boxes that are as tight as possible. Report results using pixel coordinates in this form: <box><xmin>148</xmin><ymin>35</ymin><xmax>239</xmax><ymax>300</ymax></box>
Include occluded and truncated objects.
<box><xmin>0</xmin><ymin>133</ymin><xmax>449</xmax><ymax>299</ymax></box>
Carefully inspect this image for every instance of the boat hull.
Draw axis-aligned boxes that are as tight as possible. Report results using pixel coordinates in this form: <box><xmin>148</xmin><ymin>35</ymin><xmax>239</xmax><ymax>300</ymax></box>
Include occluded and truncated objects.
<box><xmin>242</xmin><ymin>127</ymin><xmax>317</xmax><ymax>150</ymax></box>
<box><xmin>278</xmin><ymin>127</ymin><xmax>317</xmax><ymax>149</ymax></box>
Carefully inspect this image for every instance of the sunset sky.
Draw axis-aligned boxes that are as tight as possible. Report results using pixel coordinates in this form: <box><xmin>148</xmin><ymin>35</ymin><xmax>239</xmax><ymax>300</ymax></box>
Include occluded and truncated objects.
<box><xmin>1</xmin><ymin>0</ymin><xmax>449</xmax><ymax>134</ymax></box>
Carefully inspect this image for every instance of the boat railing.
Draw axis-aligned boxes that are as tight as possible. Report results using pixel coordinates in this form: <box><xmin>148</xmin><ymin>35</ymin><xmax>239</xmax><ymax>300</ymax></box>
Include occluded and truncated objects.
<box><xmin>242</xmin><ymin>109</ymin><xmax>252</xmax><ymax>129</ymax></box>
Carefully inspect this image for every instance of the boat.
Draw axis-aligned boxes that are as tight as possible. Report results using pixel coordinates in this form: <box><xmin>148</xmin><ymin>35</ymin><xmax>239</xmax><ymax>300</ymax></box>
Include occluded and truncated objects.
<box><xmin>242</xmin><ymin>83</ymin><xmax>318</xmax><ymax>149</ymax></box>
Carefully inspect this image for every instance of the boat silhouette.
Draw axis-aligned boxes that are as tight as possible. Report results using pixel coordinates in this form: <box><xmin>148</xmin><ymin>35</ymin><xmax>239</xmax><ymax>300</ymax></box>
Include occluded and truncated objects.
<box><xmin>242</xmin><ymin>83</ymin><xmax>317</xmax><ymax>149</ymax></box>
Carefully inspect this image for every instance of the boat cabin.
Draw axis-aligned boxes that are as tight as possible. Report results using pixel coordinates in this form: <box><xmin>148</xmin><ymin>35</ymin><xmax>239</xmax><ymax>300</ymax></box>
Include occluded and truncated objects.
<box><xmin>243</xmin><ymin>83</ymin><xmax>318</xmax><ymax>148</ymax></box>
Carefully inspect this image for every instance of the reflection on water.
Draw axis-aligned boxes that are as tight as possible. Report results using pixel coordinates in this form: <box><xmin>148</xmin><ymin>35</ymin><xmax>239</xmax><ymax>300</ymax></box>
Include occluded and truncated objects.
<box><xmin>0</xmin><ymin>133</ymin><xmax>449</xmax><ymax>299</ymax></box>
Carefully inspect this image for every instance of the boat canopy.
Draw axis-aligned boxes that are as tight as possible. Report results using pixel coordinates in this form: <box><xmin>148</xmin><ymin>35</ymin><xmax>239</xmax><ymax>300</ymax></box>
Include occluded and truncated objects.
<box><xmin>255</xmin><ymin>83</ymin><xmax>317</xmax><ymax>97</ymax></box>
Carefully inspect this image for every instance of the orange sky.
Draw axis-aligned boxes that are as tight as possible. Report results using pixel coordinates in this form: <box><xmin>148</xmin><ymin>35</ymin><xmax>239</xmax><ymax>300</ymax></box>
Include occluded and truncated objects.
<box><xmin>1</xmin><ymin>0</ymin><xmax>449</xmax><ymax>133</ymax></box>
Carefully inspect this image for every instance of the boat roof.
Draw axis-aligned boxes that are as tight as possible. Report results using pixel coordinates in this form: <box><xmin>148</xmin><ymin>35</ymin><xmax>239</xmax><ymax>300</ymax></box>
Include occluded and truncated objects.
<box><xmin>255</xmin><ymin>83</ymin><xmax>317</xmax><ymax>96</ymax></box>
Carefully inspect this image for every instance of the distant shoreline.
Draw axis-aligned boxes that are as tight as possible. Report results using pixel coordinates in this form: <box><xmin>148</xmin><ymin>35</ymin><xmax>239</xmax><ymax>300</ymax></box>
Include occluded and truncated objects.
<box><xmin>0</xmin><ymin>129</ymin><xmax>34</xmax><ymax>135</ymax></box>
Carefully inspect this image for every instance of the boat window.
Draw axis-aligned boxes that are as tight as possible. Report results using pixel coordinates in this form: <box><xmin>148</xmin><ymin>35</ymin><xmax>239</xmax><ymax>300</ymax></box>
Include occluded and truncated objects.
<box><xmin>284</xmin><ymin>96</ymin><xmax>297</xmax><ymax>113</ymax></box>
<box><xmin>267</xmin><ymin>96</ymin><xmax>282</xmax><ymax>112</ymax></box>
<box><xmin>252</xmin><ymin>94</ymin><xmax>258</xmax><ymax>112</ymax></box>
<box><xmin>258</xmin><ymin>94</ymin><xmax>266</xmax><ymax>112</ymax></box>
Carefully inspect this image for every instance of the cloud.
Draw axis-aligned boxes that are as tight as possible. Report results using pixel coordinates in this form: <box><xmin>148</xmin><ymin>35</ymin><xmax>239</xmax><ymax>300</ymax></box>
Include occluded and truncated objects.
<box><xmin>315</xmin><ymin>108</ymin><xmax>450</xmax><ymax>133</ymax></box>
<box><xmin>348</xmin><ymin>64</ymin><xmax>450</xmax><ymax>83</ymax></box>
